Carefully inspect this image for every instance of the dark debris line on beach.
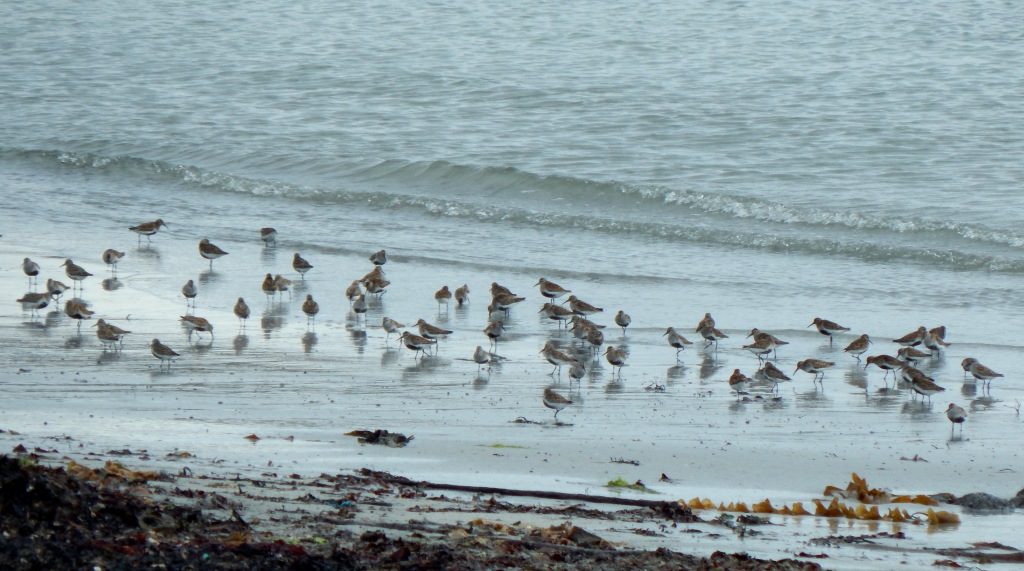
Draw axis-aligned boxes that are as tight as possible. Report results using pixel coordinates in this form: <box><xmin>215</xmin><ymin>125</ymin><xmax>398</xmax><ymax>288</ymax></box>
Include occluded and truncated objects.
<box><xmin>0</xmin><ymin>456</ymin><xmax>823</xmax><ymax>571</ymax></box>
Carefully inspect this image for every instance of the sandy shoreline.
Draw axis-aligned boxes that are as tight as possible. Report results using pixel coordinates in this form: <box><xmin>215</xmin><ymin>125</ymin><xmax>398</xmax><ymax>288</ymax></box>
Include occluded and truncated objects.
<box><xmin>3</xmin><ymin>215</ymin><xmax>1024</xmax><ymax>568</ymax></box>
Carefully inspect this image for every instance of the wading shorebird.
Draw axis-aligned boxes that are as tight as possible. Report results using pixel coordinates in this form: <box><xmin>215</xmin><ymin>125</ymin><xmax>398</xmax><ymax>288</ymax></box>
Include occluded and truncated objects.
<box><xmin>198</xmin><ymin>239</ymin><xmax>229</xmax><ymax>269</ymax></box>
<box><xmin>62</xmin><ymin>259</ymin><xmax>93</xmax><ymax>291</ymax></box>
<box><xmin>434</xmin><ymin>285</ymin><xmax>452</xmax><ymax>312</ymax></box>
<box><xmin>794</xmin><ymin>359</ymin><xmax>835</xmax><ymax>385</ymax></box>
<box><xmin>603</xmin><ymin>345</ymin><xmax>627</xmax><ymax>379</ymax></box>
<box><xmin>301</xmin><ymin>294</ymin><xmax>319</xmax><ymax>327</ymax></box>
<box><xmin>543</xmin><ymin>387</ymin><xmax>573</xmax><ymax>423</ymax></box>
<box><xmin>181</xmin><ymin>279</ymin><xmax>198</xmax><ymax>309</ymax></box>
<box><xmin>961</xmin><ymin>358</ymin><xmax>1004</xmax><ymax>389</ymax></box>
<box><xmin>292</xmin><ymin>253</ymin><xmax>313</xmax><ymax>278</ymax></box>
<box><xmin>382</xmin><ymin>317</ymin><xmax>405</xmax><ymax>342</ymax></box>
<box><xmin>22</xmin><ymin>257</ymin><xmax>40</xmax><ymax>288</ymax></box>
<box><xmin>260</xmin><ymin>227</ymin><xmax>277</xmax><ymax>247</ymax></box>
<box><xmin>102</xmin><ymin>249</ymin><xmax>125</xmax><ymax>274</ymax></box>
<box><xmin>129</xmin><ymin>218</ymin><xmax>167</xmax><ymax>243</ymax></box>
<box><xmin>808</xmin><ymin>317</ymin><xmax>849</xmax><ymax>346</ymax></box>
<box><xmin>893</xmin><ymin>326</ymin><xmax>927</xmax><ymax>347</ymax></box>
<box><xmin>16</xmin><ymin>292</ymin><xmax>50</xmax><ymax>315</ymax></box>
<box><xmin>843</xmin><ymin>334</ymin><xmax>871</xmax><ymax>361</ymax></box>
<box><xmin>946</xmin><ymin>403</ymin><xmax>967</xmax><ymax>436</ymax></box>
<box><xmin>535</xmin><ymin>277</ymin><xmax>570</xmax><ymax>300</ymax></box>
<box><xmin>729</xmin><ymin>369</ymin><xmax>752</xmax><ymax>396</ymax></box>
<box><xmin>150</xmin><ymin>338</ymin><xmax>179</xmax><ymax>369</ymax></box>
<box><xmin>664</xmin><ymin>327</ymin><xmax>692</xmax><ymax>362</ymax></box>
<box><xmin>399</xmin><ymin>331</ymin><xmax>436</xmax><ymax>359</ymax></box>
<box><xmin>614</xmin><ymin>310</ymin><xmax>631</xmax><ymax>336</ymax></box>
<box><xmin>369</xmin><ymin>249</ymin><xmax>387</xmax><ymax>266</ymax></box>
<box><xmin>234</xmin><ymin>297</ymin><xmax>250</xmax><ymax>329</ymax></box>
<box><xmin>180</xmin><ymin>315</ymin><xmax>214</xmax><ymax>341</ymax></box>
<box><xmin>454</xmin><ymin>284</ymin><xmax>470</xmax><ymax>307</ymax></box>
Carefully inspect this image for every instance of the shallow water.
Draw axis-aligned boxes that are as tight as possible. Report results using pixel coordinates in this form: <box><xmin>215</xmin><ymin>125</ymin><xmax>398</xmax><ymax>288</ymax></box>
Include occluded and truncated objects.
<box><xmin>2</xmin><ymin>0</ymin><xmax>1023</xmax><ymax>564</ymax></box>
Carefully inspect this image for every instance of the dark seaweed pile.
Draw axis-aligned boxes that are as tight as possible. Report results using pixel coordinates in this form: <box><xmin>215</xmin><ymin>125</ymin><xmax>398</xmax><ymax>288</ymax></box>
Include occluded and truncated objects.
<box><xmin>0</xmin><ymin>457</ymin><xmax>820</xmax><ymax>570</ymax></box>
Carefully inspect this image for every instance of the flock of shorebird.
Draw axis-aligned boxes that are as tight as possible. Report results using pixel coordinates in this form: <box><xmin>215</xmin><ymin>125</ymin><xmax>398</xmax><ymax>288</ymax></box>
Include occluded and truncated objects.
<box><xmin>14</xmin><ymin>219</ymin><xmax>995</xmax><ymax>434</ymax></box>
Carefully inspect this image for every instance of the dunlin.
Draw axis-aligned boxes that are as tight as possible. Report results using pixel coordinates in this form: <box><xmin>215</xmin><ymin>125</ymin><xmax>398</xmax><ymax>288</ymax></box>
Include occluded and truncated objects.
<box><xmin>896</xmin><ymin>346</ymin><xmax>931</xmax><ymax>365</ymax></box>
<box><xmin>543</xmin><ymin>387</ymin><xmax>573</xmax><ymax>422</ymax></box>
<box><xmin>454</xmin><ymin>284</ymin><xmax>470</xmax><ymax>307</ymax></box>
<box><xmin>399</xmin><ymin>331</ymin><xmax>435</xmax><ymax>359</ymax></box>
<box><xmin>564</xmin><ymin>295</ymin><xmax>603</xmax><ymax>316</ymax></box>
<box><xmin>382</xmin><ymin>317</ymin><xmax>405</xmax><ymax>341</ymax></box>
<box><xmin>415</xmin><ymin>319</ymin><xmax>452</xmax><ymax>344</ymax></box>
<box><xmin>603</xmin><ymin>345</ymin><xmax>628</xmax><ymax>378</ymax></box>
<box><xmin>697</xmin><ymin>323</ymin><xmax>728</xmax><ymax>351</ymax></box>
<box><xmin>614</xmin><ymin>310</ymin><xmax>631</xmax><ymax>336</ymax></box>
<box><xmin>150</xmin><ymin>338</ymin><xmax>179</xmax><ymax>369</ymax></box>
<box><xmin>434</xmin><ymin>286</ymin><xmax>452</xmax><ymax>312</ymax></box>
<box><xmin>923</xmin><ymin>327</ymin><xmax>950</xmax><ymax>354</ymax></box>
<box><xmin>361</xmin><ymin>266</ymin><xmax>386</xmax><ymax>282</ymax></box>
<box><xmin>22</xmin><ymin>258</ymin><xmax>40</xmax><ymax>288</ymax></box>
<box><xmin>729</xmin><ymin>369</ymin><xmax>751</xmax><ymax>395</ymax></box>
<box><xmin>472</xmin><ymin>345</ymin><xmax>494</xmax><ymax>372</ymax></box>
<box><xmin>568</xmin><ymin>315</ymin><xmax>592</xmax><ymax>344</ymax></box>
<box><xmin>663</xmin><ymin>327</ymin><xmax>693</xmax><ymax>361</ymax></box>
<box><xmin>535</xmin><ymin>277</ymin><xmax>570</xmax><ymax>300</ymax></box>
<box><xmin>695</xmin><ymin>312</ymin><xmax>715</xmax><ymax>333</ymax></box>
<box><xmin>260</xmin><ymin>227</ymin><xmax>277</xmax><ymax>247</ymax></box>
<box><xmin>794</xmin><ymin>359</ymin><xmax>835</xmax><ymax>384</ymax></box>
<box><xmin>352</xmin><ymin>294</ymin><xmax>368</xmax><ymax>325</ymax></box>
<box><xmin>539</xmin><ymin>302</ymin><xmax>574</xmax><ymax>328</ymax></box>
<box><xmin>261</xmin><ymin>273</ymin><xmax>278</xmax><ymax>301</ymax></box>
<box><xmin>302</xmin><ymin>294</ymin><xmax>319</xmax><ymax>326</ymax></box>
<box><xmin>742</xmin><ymin>332</ymin><xmax>774</xmax><ymax>363</ymax></box>
<box><xmin>94</xmin><ymin>321</ymin><xmax>122</xmax><ymax>351</ymax></box>
<box><xmin>16</xmin><ymin>292</ymin><xmax>50</xmax><ymax>315</ymax></box>
<box><xmin>843</xmin><ymin>334</ymin><xmax>871</xmax><ymax>360</ymax></box>
<box><xmin>490</xmin><ymin>282</ymin><xmax>513</xmax><ymax>297</ymax></box>
<box><xmin>180</xmin><ymin>315</ymin><xmax>214</xmax><ymax>341</ymax></box>
<box><xmin>181</xmin><ymin>279</ymin><xmax>198</xmax><ymax>309</ymax></box>
<box><xmin>369</xmin><ymin>249</ymin><xmax>387</xmax><ymax>266</ymax></box>
<box><xmin>273</xmin><ymin>274</ymin><xmax>293</xmax><ymax>298</ymax></box>
<box><xmin>893</xmin><ymin>326</ymin><xmax>927</xmax><ymax>347</ymax></box>
<box><xmin>864</xmin><ymin>354</ymin><xmax>905</xmax><ymax>380</ymax></box>
<box><xmin>102</xmin><ymin>249</ymin><xmax>125</xmax><ymax>274</ymax></box>
<box><xmin>483</xmin><ymin>319</ymin><xmax>504</xmax><ymax>350</ymax></box>
<box><xmin>345</xmin><ymin>280</ymin><xmax>364</xmax><ymax>305</ymax></box>
<box><xmin>946</xmin><ymin>403</ymin><xmax>967</xmax><ymax>436</ymax></box>
<box><xmin>129</xmin><ymin>219</ymin><xmax>167</xmax><ymax>243</ymax></box>
<box><xmin>492</xmin><ymin>292</ymin><xmax>526</xmax><ymax>314</ymax></box>
<box><xmin>198</xmin><ymin>239</ymin><xmax>228</xmax><ymax>268</ymax></box>
<box><xmin>909</xmin><ymin>372</ymin><xmax>945</xmax><ymax>403</ymax></box>
<box><xmin>965</xmin><ymin>359</ymin><xmax>1003</xmax><ymax>388</ymax></box>
<box><xmin>62</xmin><ymin>259</ymin><xmax>93</xmax><ymax>289</ymax></box>
<box><xmin>568</xmin><ymin>362</ymin><xmax>587</xmax><ymax>385</ymax></box>
<box><xmin>540</xmin><ymin>340</ymin><xmax>580</xmax><ymax>376</ymax></box>
<box><xmin>64</xmin><ymin>299</ymin><xmax>94</xmax><ymax>329</ymax></box>
<box><xmin>899</xmin><ymin>363</ymin><xmax>927</xmax><ymax>385</ymax></box>
<box><xmin>748</xmin><ymin>328</ymin><xmax>788</xmax><ymax>358</ymax></box>
<box><xmin>584</xmin><ymin>325</ymin><xmax>605</xmax><ymax>354</ymax></box>
<box><xmin>292</xmin><ymin>253</ymin><xmax>313</xmax><ymax>278</ymax></box>
<box><xmin>362</xmin><ymin>276</ymin><xmax>390</xmax><ymax>297</ymax></box>
<box><xmin>94</xmin><ymin>318</ymin><xmax>130</xmax><ymax>351</ymax></box>
<box><xmin>758</xmin><ymin>362</ymin><xmax>791</xmax><ymax>393</ymax></box>
<box><xmin>234</xmin><ymin>297</ymin><xmax>250</xmax><ymax>329</ymax></box>
<box><xmin>808</xmin><ymin>317</ymin><xmax>849</xmax><ymax>346</ymax></box>
<box><xmin>46</xmin><ymin>278</ymin><xmax>70</xmax><ymax>301</ymax></box>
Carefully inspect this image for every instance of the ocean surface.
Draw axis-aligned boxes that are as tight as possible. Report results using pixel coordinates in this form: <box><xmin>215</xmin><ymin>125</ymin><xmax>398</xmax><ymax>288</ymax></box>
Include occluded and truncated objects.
<box><xmin>2</xmin><ymin>0</ymin><xmax>1024</xmax><ymax>517</ymax></box>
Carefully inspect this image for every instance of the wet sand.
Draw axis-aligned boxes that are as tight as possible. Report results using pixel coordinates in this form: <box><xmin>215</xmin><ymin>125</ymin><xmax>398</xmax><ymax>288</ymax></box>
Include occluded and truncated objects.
<box><xmin>2</xmin><ymin>220</ymin><xmax>1024</xmax><ymax>569</ymax></box>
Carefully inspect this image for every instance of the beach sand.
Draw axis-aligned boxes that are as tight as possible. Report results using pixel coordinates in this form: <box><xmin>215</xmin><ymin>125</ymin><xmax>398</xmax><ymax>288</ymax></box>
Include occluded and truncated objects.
<box><xmin>2</xmin><ymin>219</ymin><xmax>1024</xmax><ymax>569</ymax></box>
